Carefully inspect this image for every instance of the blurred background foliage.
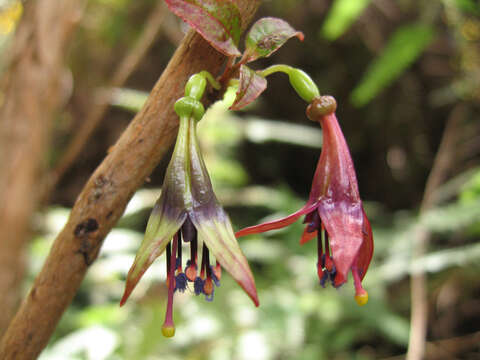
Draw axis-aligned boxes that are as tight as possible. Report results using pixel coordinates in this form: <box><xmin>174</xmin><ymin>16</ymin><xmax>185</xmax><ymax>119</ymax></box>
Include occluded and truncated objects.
<box><xmin>1</xmin><ymin>0</ymin><xmax>480</xmax><ymax>358</ymax></box>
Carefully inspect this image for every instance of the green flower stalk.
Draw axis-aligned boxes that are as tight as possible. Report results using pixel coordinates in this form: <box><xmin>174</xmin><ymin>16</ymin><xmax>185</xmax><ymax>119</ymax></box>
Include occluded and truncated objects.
<box><xmin>120</xmin><ymin>74</ymin><xmax>258</xmax><ymax>337</ymax></box>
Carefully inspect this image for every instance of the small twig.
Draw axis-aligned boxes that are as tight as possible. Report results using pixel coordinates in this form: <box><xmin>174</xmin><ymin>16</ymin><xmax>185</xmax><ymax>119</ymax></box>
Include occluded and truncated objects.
<box><xmin>406</xmin><ymin>104</ymin><xmax>465</xmax><ymax>360</ymax></box>
<box><xmin>0</xmin><ymin>1</ymin><xmax>261</xmax><ymax>358</ymax></box>
<box><xmin>382</xmin><ymin>330</ymin><xmax>480</xmax><ymax>360</ymax></box>
<box><xmin>47</xmin><ymin>0</ymin><xmax>168</xmax><ymax>196</ymax></box>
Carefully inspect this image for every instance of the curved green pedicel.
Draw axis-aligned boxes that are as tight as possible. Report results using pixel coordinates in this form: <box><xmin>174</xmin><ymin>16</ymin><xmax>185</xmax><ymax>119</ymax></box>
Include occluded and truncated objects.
<box><xmin>176</xmin><ymin>71</ymin><xmax>222</xmax><ymax>121</ymax></box>
<box><xmin>184</xmin><ymin>71</ymin><xmax>221</xmax><ymax>100</ymax></box>
<box><xmin>258</xmin><ymin>65</ymin><xmax>320</xmax><ymax>103</ymax></box>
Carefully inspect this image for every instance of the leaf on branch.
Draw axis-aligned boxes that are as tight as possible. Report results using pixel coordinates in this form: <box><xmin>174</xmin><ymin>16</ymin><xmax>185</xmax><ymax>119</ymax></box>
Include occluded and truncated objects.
<box><xmin>230</xmin><ymin>65</ymin><xmax>267</xmax><ymax>110</ymax></box>
<box><xmin>243</xmin><ymin>17</ymin><xmax>304</xmax><ymax>62</ymax></box>
<box><xmin>165</xmin><ymin>0</ymin><xmax>242</xmax><ymax>56</ymax></box>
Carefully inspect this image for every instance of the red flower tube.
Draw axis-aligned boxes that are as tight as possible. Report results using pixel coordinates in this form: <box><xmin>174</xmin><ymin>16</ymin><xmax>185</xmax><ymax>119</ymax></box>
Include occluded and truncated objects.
<box><xmin>236</xmin><ymin>96</ymin><xmax>373</xmax><ymax>305</ymax></box>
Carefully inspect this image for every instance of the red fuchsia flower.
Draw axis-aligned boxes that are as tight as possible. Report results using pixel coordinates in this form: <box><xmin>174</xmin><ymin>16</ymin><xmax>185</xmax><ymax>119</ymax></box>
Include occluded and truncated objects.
<box><xmin>121</xmin><ymin>94</ymin><xmax>258</xmax><ymax>337</ymax></box>
<box><xmin>236</xmin><ymin>96</ymin><xmax>373</xmax><ymax>306</ymax></box>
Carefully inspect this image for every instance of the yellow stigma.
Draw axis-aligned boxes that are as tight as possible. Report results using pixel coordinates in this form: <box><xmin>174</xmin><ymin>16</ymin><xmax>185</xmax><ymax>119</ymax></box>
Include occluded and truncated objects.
<box><xmin>161</xmin><ymin>325</ymin><xmax>175</xmax><ymax>338</ymax></box>
<box><xmin>354</xmin><ymin>290</ymin><xmax>369</xmax><ymax>306</ymax></box>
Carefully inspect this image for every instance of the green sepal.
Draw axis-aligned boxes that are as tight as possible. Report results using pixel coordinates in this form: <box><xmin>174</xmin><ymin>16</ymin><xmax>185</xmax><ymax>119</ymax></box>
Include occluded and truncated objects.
<box><xmin>121</xmin><ymin>116</ymin><xmax>192</xmax><ymax>305</ymax></box>
<box><xmin>122</xmin><ymin>115</ymin><xmax>258</xmax><ymax>307</ymax></box>
<box><xmin>186</xmin><ymin>116</ymin><xmax>259</xmax><ymax>306</ymax></box>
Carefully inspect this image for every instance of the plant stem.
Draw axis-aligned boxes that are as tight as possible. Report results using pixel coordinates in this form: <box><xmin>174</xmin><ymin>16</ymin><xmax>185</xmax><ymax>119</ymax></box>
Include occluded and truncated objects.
<box><xmin>258</xmin><ymin>64</ymin><xmax>293</xmax><ymax>77</ymax></box>
<box><xmin>406</xmin><ymin>104</ymin><xmax>465</xmax><ymax>360</ymax></box>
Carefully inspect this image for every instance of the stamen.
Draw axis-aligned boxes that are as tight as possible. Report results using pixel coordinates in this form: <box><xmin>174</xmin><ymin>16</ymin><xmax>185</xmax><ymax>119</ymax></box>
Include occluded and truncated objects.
<box><xmin>324</xmin><ymin>231</ymin><xmax>330</xmax><ymax>258</ymax></box>
<box><xmin>176</xmin><ymin>232</ymin><xmax>183</xmax><ymax>272</ymax></box>
<box><xmin>319</xmin><ymin>271</ymin><xmax>328</xmax><ymax>288</ymax></box>
<box><xmin>352</xmin><ymin>266</ymin><xmax>368</xmax><ymax>306</ymax></box>
<box><xmin>185</xmin><ymin>236</ymin><xmax>198</xmax><ymax>281</ymax></box>
<box><xmin>317</xmin><ymin>266</ymin><xmax>325</xmax><ymax>284</ymax></box>
<box><xmin>307</xmin><ymin>211</ymin><xmax>321</xmax><ymax>233</ymax></box>
<box><xmin>213</xmin><ymin>261</ymin><xmax>221</xmax><ymax>281</ymax></box>
<box><xmin>175</xmin><ymin>273</ymin><xmax>188</xmax><ymax>293</ymax></box>
<box><xmin>328</xmin><ymin>264</ymin><xmax>337</xmax><ymax>287</ymax></box>
<box><xmin>200</xmin><ymin>242</ymin><xmax>208</xmax><ymax>279</ymax></box>
<box><xmin>316</xmin><ymin>231</ymin><xmax>324</xmax><ymax>282</ymax></box>
<box><xmin>203</xmin><ymin>248</ymin><xmax>214</xmax><ymax>296</ymax></box>
<box><xmin>194</xmin><ymin>277</ymin><xmax>204</xmax><ymax>295</ymax></box>
<box><xmin>203</xmin><ymin>277</ymin><xmax>214</xmax><ymax>296</ymax></box>
<box><xmin>162</xmin><ymin>235</ymin><xmax>178</xmax><ymax>337</ymax></box>
<box><xmin>211</xmin><ymin>266</ymin><xmax>220</xmax><ymax>287</ymax></box>
<box><xmin>185</xmin><ymin>260</ymin><xmax>197</xmax><ymax>282</ymax></box>
<box><xmin>205</xmin><ymin>287</ymin><xmax>215</xmax><ymax>302</ymax></box>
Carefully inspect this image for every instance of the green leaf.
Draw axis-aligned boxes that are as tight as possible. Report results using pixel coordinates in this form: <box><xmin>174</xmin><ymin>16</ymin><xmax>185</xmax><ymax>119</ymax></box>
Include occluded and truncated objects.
<box><xmin>321</xmin><ymin>0</ymin><xmax>372</xmax><ymax>40</ymax></box>
<box><xmin>230</xmin><ymin>65</ymin><xmax>267</xmax><ymax>110</ymax></box>
<box><xmin>243</xmin><ymin>17</ymin><xmax>304</xmax><ymax>62</ymax></box>
<box><xmin>165</xmin><ymin>0</ymin><xmax>242</xmax><ymax>56</ymax></box>
<box><xmin>351</xmin><ymin>23</ymin><xmax>435</xmax><ymax>107</ymax></box>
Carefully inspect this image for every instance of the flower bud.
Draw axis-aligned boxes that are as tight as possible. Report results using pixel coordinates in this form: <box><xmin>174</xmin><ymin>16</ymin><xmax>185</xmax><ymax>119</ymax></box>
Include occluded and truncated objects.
<box><xmin>174</xmin><ymin>96</ymin><xmax>205</xmax><ymax>121</ymax></box>
<box><xmin>288</xmin><ymin>68</ymin><xmax>320</xmax><ymax>103</ymax></box>
<box><xmin>185</xmin><ymin>73</ymin><xmax>207</xmax><ymax>101</ymax></box>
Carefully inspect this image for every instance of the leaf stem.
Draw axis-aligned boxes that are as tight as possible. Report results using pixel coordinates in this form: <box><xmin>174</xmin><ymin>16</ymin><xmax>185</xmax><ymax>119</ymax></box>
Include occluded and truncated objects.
<box><xmin>198</xmin><ymin>70</ymin><xmax>221</xmax><ymax>90</ymax></box>
<box><xmin>258</xmin><ymin>64</ymin><xmax>293</xmax><ymax>77</ymax></box>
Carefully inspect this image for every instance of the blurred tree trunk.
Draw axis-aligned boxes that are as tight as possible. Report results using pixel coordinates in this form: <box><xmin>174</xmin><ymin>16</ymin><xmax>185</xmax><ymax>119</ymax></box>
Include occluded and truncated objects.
<box><xmin>0</xmin><ymin>0</ymin><xmax>83</xmax><ymax>336</ymax></box>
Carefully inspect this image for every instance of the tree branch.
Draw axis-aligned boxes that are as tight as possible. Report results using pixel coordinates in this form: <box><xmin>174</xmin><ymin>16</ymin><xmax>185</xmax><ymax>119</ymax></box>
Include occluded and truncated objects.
<box><xmin>406</xmin><ymin>104</ymin><xmax>465</xmax><ymax>360</ymax></box>
<box><xmin>0</xmin><ymin>1</ymin><xmax>261</xmax><ymax>358</ymax></box>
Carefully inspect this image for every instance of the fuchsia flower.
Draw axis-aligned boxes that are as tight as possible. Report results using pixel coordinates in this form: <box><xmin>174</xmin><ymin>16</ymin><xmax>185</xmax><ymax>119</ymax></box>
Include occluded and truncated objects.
<box><xmin>121</xmin><ymin>111</ymin><xmax>258</xmax><ymax>337</ymax></box>
<box><xmin>236</xmin><ymin>96</ymin><xmax>373</xmax><ymax>305</ymax></box>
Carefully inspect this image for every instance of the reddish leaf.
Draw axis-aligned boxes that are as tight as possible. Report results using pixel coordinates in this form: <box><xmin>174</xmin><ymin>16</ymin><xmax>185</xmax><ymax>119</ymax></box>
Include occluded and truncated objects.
<box><xmin>165</xmin><ymin>0</ymin><xmax>242</xmax><ymax>56</ymax></box>
<box><xmin>243</xmin><ymin>17</ymin><xmax>304</xmax><ymax>62</ymax></box>
<box><xmin>230</xmin><ymin>65</ymin><xmax>267</xmax><ymax>110</ymax></box>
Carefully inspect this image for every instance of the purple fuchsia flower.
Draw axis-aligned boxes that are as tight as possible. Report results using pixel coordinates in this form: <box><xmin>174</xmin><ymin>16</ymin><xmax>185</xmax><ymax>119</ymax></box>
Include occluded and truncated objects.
<box><xmin>236</xmin><ymin>96</ymin><xmax>373</xmax><ymax>306</ymax></box>
<box><xmin>121</xmin><ymin>102</ymin><xmax>258</xmax><ymax>337</ymax></box>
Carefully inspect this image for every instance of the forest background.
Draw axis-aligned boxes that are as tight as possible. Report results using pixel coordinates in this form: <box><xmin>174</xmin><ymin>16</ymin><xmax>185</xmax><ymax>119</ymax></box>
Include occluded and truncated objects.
<box><xmin>0</xmin><ymin>0</ymin><xmax>479</xmax><ymax>359</ymax></box>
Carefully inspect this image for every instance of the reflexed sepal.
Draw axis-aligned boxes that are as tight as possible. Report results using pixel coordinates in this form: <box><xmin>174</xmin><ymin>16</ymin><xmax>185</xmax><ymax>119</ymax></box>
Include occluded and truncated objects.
<box><xmin>191</xmin><ymin>206</ymin><xmax>259</xmax><ymax>306</ymax></box>
<box><xmin>185</xmin><ymin>114</ymin><xmax>259</xmax><ymax>306</ymax></box>
<box><xmin>121</xmin><ymin>115</ymin><xmax>193</xmax><ymax>305</ymax></box>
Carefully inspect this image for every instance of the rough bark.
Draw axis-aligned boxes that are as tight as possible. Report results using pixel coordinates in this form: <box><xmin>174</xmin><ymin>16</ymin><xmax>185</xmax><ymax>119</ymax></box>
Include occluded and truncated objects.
<box><xmin>0</xmin><ymin>0</ymin><xmax>83</xmax><ymax>336</ymax></box>
<box><xmin>0</xmin><ymin>1</ymin><xmax>261</xmax><ymax>358</ymax></box>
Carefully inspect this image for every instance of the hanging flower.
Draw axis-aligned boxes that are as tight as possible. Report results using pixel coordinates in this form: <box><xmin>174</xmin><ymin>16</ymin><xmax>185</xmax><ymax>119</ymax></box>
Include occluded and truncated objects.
<box><xmin>121</xmin><ymin>99</ymin><xmax>258</xmax><ymax>337</ymax></box>
<box><xmin>236</xmin><ymin>96</ymin><xmax>373</xmax><ymax>306</ymax></box>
